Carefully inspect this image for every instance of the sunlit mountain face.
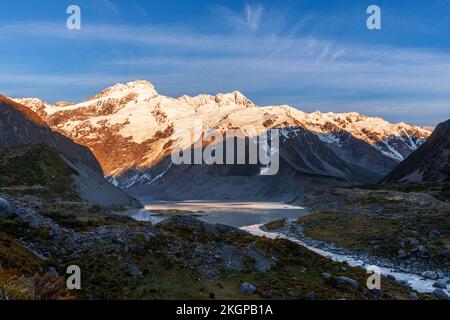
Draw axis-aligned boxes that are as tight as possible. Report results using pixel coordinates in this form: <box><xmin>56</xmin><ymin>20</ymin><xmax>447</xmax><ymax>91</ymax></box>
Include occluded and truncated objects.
<box><xmin>13</xmin><ymin>80</ymin><xmax>431</xmax><ymax>184</ymax></box>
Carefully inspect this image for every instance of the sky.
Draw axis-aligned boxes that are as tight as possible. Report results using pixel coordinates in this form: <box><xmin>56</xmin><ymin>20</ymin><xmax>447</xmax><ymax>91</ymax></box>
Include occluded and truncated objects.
<box><xmin>0</xmin><ymin>0</ymin><xmax>449</xmax><ymax>126</ymax></box>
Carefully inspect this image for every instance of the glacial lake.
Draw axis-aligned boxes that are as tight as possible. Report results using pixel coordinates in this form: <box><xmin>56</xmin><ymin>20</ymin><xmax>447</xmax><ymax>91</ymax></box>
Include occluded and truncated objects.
<box><xmin>121</xmin><ymin>200</ymin><xmax>309</xmax><ymax>228</ymax></box>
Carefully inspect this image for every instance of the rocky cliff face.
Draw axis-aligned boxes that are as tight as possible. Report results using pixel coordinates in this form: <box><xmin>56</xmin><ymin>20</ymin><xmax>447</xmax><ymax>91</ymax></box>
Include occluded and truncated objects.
<box><xmin>383</xmin><ymin>119</ymin><xmax>450</xmax><ymax>184</ymax></box>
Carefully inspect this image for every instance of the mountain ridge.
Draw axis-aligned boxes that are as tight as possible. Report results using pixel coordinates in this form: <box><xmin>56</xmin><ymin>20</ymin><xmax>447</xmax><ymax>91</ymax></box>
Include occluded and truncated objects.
<box><xmin>11</xmin><ymin>80</ymin><xmax>431</xmax><ymax>178</ymax></box>
<box><xmin>383</xmin><ymin>119</ymin><xmax>450</xmax><ymax>184</ymax></box>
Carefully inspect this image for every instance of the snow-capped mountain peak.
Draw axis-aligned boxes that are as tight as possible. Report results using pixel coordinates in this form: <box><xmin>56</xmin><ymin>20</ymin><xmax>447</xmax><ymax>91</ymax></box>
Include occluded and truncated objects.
<box><xmin>86</xmin><ymin>80</ymin><xmax>158</xmax><ymax>102</ymax></box>
<box><xmin>12</xmin><ymin>80</ymin><xmax>433</xmax><ymax>178</ymax></box>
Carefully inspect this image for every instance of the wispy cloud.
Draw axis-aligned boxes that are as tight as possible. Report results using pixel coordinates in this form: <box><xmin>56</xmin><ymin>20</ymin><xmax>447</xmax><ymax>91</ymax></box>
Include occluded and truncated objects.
<box><xmin>99</xmin><ymin>0</ymin><xmax>120</xmax><ymax>15</ymax></box>
<box><xmin>244</xmin><ymin>4</ymin><xmax>264</xmax><ymax>31</ymax></box>
<box><xmin>213</xmin><ymin>3</ymin><xmax>264</xmax><ymax>31</ymax></box>
<box><xmin>1</xmin><ymin>9</ymin><xmax>450</xmax><ymax>125</ymax></box>
<box><xmin>131</xmin><ymin>1</ymin><xmax>149</xmax><ymax>17</ymax></box>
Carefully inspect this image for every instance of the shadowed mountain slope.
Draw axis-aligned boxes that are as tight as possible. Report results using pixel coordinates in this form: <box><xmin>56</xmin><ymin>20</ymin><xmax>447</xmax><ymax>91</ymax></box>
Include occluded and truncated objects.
<box><xmin>383</xmin><ymin>119</ymin><xmax>450</xmax><ymax>184</ymax></box>
<box><xmin>0</xmin><ymin>96</ymin><xmax>141</xmax><ymax>209</ymax></box>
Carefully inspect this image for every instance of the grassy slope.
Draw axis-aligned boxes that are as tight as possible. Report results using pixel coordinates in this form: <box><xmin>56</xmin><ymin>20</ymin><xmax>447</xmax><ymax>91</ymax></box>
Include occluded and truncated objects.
<box><xmin>0</xmin><ymin>144</ymin><xmax>80</xmax><ymax>202</ymax></box>
<box><xmin>299</xmin><ymin>187</ymin><xmax>450</xmax><ymax>270</ymax></box>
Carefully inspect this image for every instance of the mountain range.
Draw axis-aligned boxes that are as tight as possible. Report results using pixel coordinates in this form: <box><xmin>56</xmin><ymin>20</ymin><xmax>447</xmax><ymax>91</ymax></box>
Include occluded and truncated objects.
<box><xmin>11</xmin><ymin>80</ymin><xmax>433</xmax><ymax>200</ymax></box>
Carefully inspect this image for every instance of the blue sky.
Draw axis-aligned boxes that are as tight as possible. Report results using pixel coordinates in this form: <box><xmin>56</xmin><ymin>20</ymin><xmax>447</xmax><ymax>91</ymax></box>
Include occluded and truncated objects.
<box><xmin>0</xmin><ymin>0</ymin><xmax>449</xmax><ymax>125</ymax></box>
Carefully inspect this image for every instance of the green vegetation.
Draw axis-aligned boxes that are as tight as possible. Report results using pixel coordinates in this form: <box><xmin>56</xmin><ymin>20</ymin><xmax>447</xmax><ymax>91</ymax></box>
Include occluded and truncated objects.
<box><xmin>39</xmin><ymin>205</ymin><xmax>134</xmax><ymax>232</ymax></box>
<box><xmin>0</xmin><ymin>231</ymin><xmax>44</xmax><ymax>275</ymax></box>
<box><xmin>300</xmin><ymin>187</ymin><xmax>450</xmax><ymax>271</ymax></box>
<box><xmin>0</xmin><ymin>144</ymin><xmax>80</xmax><ymax>202</ymax></box>
<box><xmin>298</xmin><ymin>211</ymin><xmax>401</xmax><ymax>255</ymax></box>
<box><xmin>264</xmin><ymin>219</ymin><xmax>287</xmax><ymax>231</ymax></box>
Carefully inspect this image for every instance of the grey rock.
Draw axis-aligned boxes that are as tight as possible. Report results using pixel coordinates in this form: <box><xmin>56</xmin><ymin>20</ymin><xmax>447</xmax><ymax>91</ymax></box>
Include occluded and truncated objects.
<box><xmin>240</xmin><ymin>282</ymin><xmax>256</xmax><ymax>295</ymax></box>
<box><xmin>422</xmin><ymin>271</ymin><xmax>438</xmax><ymax>280</ymax></box>
<box><xmin>321</xmin><ymin>272</ymin><xmax>332</xmax><ymax>280</ymax></box>
<box><xmin>0</xmin><ymin>196</ymin><xmax>13</xmax><ymax>217</ymax></box>
<box><xmin>433</xmin><ymin>279</ymin><xmax>448</xmax><ymax>289</ymax></box>
<box><xmin>221</xmin><ymin>245</ymin><xmax>244</xmax><ymax>271</ymax></box>
<box><xmin>95</xmin><ymin>226</ymin><xmax>109</xmax><ymax>236</ymax></box>
<box><xmin>432</xmin><ymin>289</ymin><xmax>449</xmax><ymax>299</ymax></box>
<box><xmin>336</xmin><ymin>276</ymin><xmax>359</xmax><ymax>292</ymax></box>
<box><xmin>305</xmin><ymin>292</ymin><xmax>316</xmax><ymax>300</ymax></box>
<box><xmin>48</xmin><ymin>267</ymin><xmax>59</xmax><ymax>277</ymax></box>
<box><xmin>127</xmin><ymin>263</ymin><xmax>142</xmax><ymax>277</ymax></box>
<box><xmin>286</xmin><ymin>288</ymin><xmax>296</xmax><ymax>297</ymax></box>
<box><xmin>428</xmin><ymin>230</ymin><xmax>440</xmax><ymax>240</ymax></box>
<box><xmin>245</xmin><ymin>247</ymin><xmax>274</xmax><ymax>272</ymax></box>
<box><xmin>413</xmin><ymin>245</ymin><xmax>428</xmax><ymax>256</ymax></box>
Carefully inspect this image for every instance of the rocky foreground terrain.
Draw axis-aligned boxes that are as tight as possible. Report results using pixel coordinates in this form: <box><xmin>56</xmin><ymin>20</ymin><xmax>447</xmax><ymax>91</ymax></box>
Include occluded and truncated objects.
<box><xmin>1</xmin><ymin>193</ymin><xmax>418</xmax><ymax>300</ymax></box>
<box><xmin>264</xmin><ymin>184</ymin><xmax>450</xmax><ymax>299</ymax></box>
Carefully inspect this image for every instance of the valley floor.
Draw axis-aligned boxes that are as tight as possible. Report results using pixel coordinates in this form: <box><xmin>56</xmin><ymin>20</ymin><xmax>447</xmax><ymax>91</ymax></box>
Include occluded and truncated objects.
<box><xmin>0</xmin><ymin>193</ymin><xmax>420</xmax><ymax>300</ymax></box>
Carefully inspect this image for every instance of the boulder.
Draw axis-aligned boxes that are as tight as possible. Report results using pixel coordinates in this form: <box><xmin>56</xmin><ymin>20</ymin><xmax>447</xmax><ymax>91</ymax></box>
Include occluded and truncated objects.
<box><xmin>240</xmin><ymin>282</ymin><xmax>256</xmax><ymax>295</ymax></box>
<box><xmin>321</xmin><ymin>272</ymin><xmax>332</xmax><ymax>280</ymax></box>
<box><xmin>336</xmin><ymin>276</ymin><xmax>359</xmax><ymax>292</ymax></box>
<box><xmin>48</xmin><ymin>267</ymin><xmax>59</xmax><ymax>277</ymax></box>
<box><xmin>428</xmin><ymin>230</ymin><xmax>440</xmax><ymax>240</ymax></box>
<box><xmin>412</xmin><ymin>245</ymin><xmax>428</xmax><ymax>256</ymax></box>
<box><xmin>262</xmin><ymin>291</ymin><xmax>274</xmax><ymax>299</ymax></box>
<box><xmin>432</xmin><ymin>289</ymin><xmax>449</xmax><ymax>299</ymax></box>
<box><xmin>245</xmin><ymin>247</ymin><xmax>274</xmax><ymax>272</ymax></box>
<box><xmin>433</xmin><ymin>279</ymin><xmax>448</xmax><ymax>289</ymax></box>
<box><xmin>422</xmin><ymin>271</ymin><xmax>438</xmax><ymax>280</ymax></box>
<box><xmin>286</xmin><ymin>288</ymin><xmax>296</xmax><ymax>297</ymax></box>
<box><xmin>0</xmin><ymin>197</ymin><xmax>13</xmax><ymax>217</ymax></box>
<box><xmin>127</xmin><ymin>262</ymin><xmax>142</xmax><ymax>278</ymax></box>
